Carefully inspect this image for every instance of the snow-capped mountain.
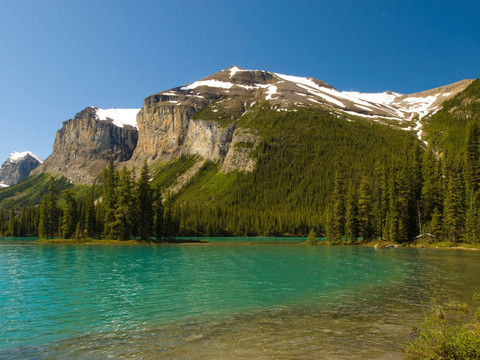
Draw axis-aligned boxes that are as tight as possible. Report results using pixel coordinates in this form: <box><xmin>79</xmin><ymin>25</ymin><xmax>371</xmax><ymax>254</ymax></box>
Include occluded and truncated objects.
<box><xmin>34</xmin><ymin>66</ymin><xmax>473</xmax><ymax>184</ymax></box>
<box><xmin>158</xmin><ymin>66</ymin><xmax>472</xmax><ymax>143</ymax></box>
<box><xmin>0</xmin><ymin>151</ymin><xmax>43</xmax><ymax>187</ymax></box>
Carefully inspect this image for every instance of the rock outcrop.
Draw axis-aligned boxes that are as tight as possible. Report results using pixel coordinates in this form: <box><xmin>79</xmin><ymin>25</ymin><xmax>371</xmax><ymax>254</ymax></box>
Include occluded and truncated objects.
<box><xmin>0</xmin><ymin>151</ymin><xmax>43</xmax><ymax>186</ymax></box>
<box><xmin>33</xmin><ymin>107</ymin><xmax>138</xmax><ymax>183</ymax></box>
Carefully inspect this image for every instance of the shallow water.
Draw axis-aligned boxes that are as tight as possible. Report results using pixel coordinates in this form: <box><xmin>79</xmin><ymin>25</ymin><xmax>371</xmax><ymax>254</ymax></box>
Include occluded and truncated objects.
<box><xmin>0</xmin><ymin>239</ymin><xmax>479</xmax><ymax>359</ymax></box>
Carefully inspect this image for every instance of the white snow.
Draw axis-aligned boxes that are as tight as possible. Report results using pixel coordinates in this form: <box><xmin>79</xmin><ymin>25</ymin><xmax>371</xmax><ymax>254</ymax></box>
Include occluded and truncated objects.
<box><xmin>0</xmin><ymin>183</ymin><xmax>9</xmax><ymax>188</ymax></box>
<box><xmin>181</xmin><ymin>80</ymin><xmax>234</xmax><ymax>90</ymax></box>
<box><xmin>237</xmin><ymin>83</ymin><xmax>270</xmax><ymax>90</ymax></box>
<box><xmin>265</xmin><ymin>85</ymin><xmax>278</xmax><ymax>100</ymax></box>
<box><xmin>296</xmin><ymin>84</ymin><xmax>345</xmax><ymax>108</ymax></box>
<box><xmin>8</xmin><ymin>151</ymin><xmax>43</xmax><ymax>164</ymax></box>
<box><xmin>95</xmin><ymin>108</ymin><xmax>140</xmax><ymax>129</ymax></box>
<box><xmin>229</xmin><ymin>66</ymin><xmax>245</xmax><ymax>77</ymax></box>
<box><xmin>399</xmin><ymin>95</ymin><xmax>439</xmax><ymax>119</ymax></box>
<box><xmin>355</xmin><ymin>104</ymin><xmax>374</xmax><ymax>112</ymax></box>
<box><xmin>274</xmin><ymin>73</ymin><xmax>324</xmax><ymax>92</ymax></box>
<box><xmin>162</xmin><ymin>92</ymin><xmax>177</xmax><ymax>96</ymax></box>
<box><xmin>341</xmin><ymin>91</ymin><xmax>401</xmax><ymax>105</ymax></box>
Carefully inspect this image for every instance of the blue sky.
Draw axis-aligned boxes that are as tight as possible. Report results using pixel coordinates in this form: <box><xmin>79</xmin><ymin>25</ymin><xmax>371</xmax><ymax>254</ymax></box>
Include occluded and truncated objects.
<box><xmin>1</xmin><ymin>0</ymin><xmax>479</xmax><ymax>162</ymax></box>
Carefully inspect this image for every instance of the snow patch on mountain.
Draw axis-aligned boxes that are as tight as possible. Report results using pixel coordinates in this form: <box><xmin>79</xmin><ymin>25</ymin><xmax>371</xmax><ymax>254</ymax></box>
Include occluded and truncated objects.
<box><xmin>181</xmin><ymin>80</ymin><xmax>234</xmax><ymax>90</ymax></box>
<box><xmin>265</xmin><ymin>85</ymin><xmax>277</xmax><ymax>100</ymax></box>
<box><xmin>94</xmin><ymin>108</ymin><xmax>140</xmax><ymax>129</ymax></box>
<box><xmin>8</xmin><ymin>151</ymin><xmax>43</xmax><ymax>164</ymax></box>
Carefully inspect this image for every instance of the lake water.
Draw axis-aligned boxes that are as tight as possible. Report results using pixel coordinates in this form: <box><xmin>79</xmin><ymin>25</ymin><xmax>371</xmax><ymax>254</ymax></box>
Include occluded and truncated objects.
<box><xmin>1</xmin><ymin>238</ymin><xmax>479</xmax><ymax>359</ymax></box>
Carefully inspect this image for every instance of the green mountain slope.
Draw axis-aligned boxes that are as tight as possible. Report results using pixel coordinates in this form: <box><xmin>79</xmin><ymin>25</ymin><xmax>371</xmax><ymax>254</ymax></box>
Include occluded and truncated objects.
<box><xmin>423</xmin><ymin>78</ymin><xmax>480</xmax><ymax>156</ymax></box>
<box><xmin>170</xmin><ymin>107</ymin><xmax>420</xmax><ymax>236</ymax></box>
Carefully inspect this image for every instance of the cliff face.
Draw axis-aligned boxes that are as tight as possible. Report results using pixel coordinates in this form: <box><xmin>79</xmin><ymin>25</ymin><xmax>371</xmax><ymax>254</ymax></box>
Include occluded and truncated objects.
<box><xmin>0</xmin><ymin>152</ymin><xmax>43</xmax><ymax>186</ymax></box>
<box><xmin>33</xmin><ymin>107</ymin><xmax>138</xmax><ymax>183</ymax></box>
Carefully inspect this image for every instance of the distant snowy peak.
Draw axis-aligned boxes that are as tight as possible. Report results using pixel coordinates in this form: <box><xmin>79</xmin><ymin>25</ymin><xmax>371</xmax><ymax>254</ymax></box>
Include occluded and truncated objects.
<box><xmin>0</xmin><ymin>151</ymin><xmax>43</xmax><ymax>187</ymax></box>
<box><xmin>92</xmin><ymin>107</ymin><xmax>140</xmax><ymax>129</ymax></box>
<box><xmin>7</xmin><ymin>151</ymin><xmax>43</xmax><ymax>164</ymax></box>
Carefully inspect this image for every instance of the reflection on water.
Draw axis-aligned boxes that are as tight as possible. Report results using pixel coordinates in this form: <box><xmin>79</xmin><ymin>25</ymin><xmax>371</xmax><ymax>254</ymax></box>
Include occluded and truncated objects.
<box><xmin>0</xmin><ymin>242</ymin><xmax>479</xmax><ymax>359</ymax></box>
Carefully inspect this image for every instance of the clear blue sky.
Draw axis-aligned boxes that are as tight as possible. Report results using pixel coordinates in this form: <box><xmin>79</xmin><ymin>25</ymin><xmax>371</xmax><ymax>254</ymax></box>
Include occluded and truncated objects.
<box><xmin>1</xmin><ymin>0</ymin><xmax>479</xmax><ymax>162</ymax></box>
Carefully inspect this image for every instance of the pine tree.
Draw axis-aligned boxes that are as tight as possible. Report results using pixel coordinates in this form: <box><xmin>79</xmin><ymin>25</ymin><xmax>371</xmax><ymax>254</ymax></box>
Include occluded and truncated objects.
<box><xmin>8</xmin><ymin>205</ymin><xmax>15</xmax><ymax>237</ymax></box>
<box><xmin>358</xmin><ymin>176</ymin><xmax>374</xmax><ymax>242</ymax></box>
<box><xmin>305</xmin><ymin>227</ymin><xmax>318</xmax><ymax>245</ymax></box>
<box><xmin>136</xmin><ymin>161</ymin><xmax>153</xmax><ymax>241</ymax></box>
<box><xmin>465</xmin><ymin>190</ymin><xmax>480</xmax><ymax>243</ymax></box>
<box><xmin>154</xmin><ymin>187</ymin><xmax>164</xmax><ymax>240</ymax></box>
<box><xmin>38</xmin><ymin>177</ymin><xmax>59</xmax><ymax>239</ymax></box>
<box><xmin>464</xmin><ymin>120</ymin><xmax>480</xmax><ymax>195</ymax></box>
<box><xmin>164</xmin><ymin>198</ymin><xmax>174</xmax><ymax>239</ymax></box>
<box><xmin>443</xmin><ymin>157</ymin><xmax>465</xmax><ymax>244</ymax></box>
<box><xmin>344</xmin><ymin>180</ymin><xmax>359</xmax><ymax>242</ymax></box>
<box><xmin>0</xmin><ymin>211</ymin><xmax>5</xmax><ymax>236</ymax></box>
<box><xmin>421</xmin><ymin>149</ymin><xmax>443</xmax><ymax>229</ymax></box>
<box><xmin>61</xmin><ymin>189</ymin><xmax>77</xmax><ymax>239</ymax></box>
<box><xmin>84</xmin><ymin>186</ymin><xmax>96</xmax><ymax>238</ymax></box>
<box><xmin>102</xmin><ymin>156</ymin><xmax>117</xmax><ymax>239</ymax></box>
<box><xmin>373</xmin><ymin>160</ymin><xmax>388</xmax><ymax>240</ymax></box>
<box><xmin>329</xmin><ymin>165</ymin><xmax>346</xmax><ymax>242</ymax></box>
<box><xmin>112</xmin><ymin>167</ymin><xmax>134</xmax><ymax>240</ymax></box>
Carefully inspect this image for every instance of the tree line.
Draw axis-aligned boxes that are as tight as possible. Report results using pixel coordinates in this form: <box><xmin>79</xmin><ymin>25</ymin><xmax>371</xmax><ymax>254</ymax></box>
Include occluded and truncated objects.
<box><xmin>326</xmin><ymin>120</ymin><xmax>480</xmax><ymax>244</ymax></box>
<box><xmin>1</xmin><ymin>158</ymin><xmax>173</xmax><ymax>241</ymax></box>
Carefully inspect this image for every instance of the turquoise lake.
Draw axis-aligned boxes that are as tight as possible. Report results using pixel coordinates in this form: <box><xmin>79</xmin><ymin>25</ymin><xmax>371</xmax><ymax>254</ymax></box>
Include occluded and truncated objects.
<box><xmin>1</xmin><ymin>238</ymin><xmax>479</xmax><ymax>359</ymax></box>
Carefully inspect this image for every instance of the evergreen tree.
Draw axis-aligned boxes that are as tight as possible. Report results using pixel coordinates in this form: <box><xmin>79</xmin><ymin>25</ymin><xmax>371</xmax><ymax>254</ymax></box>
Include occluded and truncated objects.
<box><xmin>102</xmin><ymin>156</ymin><xmax>117</xmax><ymax>239</ymax></box>
<box><xmin>136</xmin><ymin>161</ymin><xmax>154</xmax><ymax>241</ymax></box>
<box><xmin>386</xmin><ymin>168</ymin><xmax>409</xmax><ymax>242</ymax></box>
<box><xmin>61</xmin><ymin>189</ymin><xmax>77</xmax><ymax>239</ymax></box>
<box><xmin>112</xmin><ymin>167</ymin><xmax>134</xmax><ymax>240</ymax></box>
<box><xmin>0</xmin><ymin>211</ymin><xmax>5</xmax><ymax>236</ymax></box>
<box><xmin>443</xmin><ymin>158</ymin><xmax>465</xmax><ymax>244</ymax></box>
<box><xmin>38</xmin><ymin>177</ymin><xmax>59</xmax><ymax>239</ymax></box>
<box><xmin>465</xmin><ymin>190</ymin><xmax>480</xmax><ymax>243</ymax></box>
<box><xmin>421</xmin><ymin>149</ymin><xmax>443</xmax><ymax>229</ymax></box>
<box><xmin>84</xmin><ymin>186</ymin><xmax>96</xmax><ymax>238</ymax></box>
<box><xmin>164</xmin><ymin>198</ymin><xmax>174</xmax><ymax>239</ymax></box>
<box><xmin>344</xmin><ymin>180</ymin><xmax>359</xmax><ymax>242</ymax></box>
<box><xmin>464</xmin><ymin>120</ymin><xmax>480</xmax><ymax>195</ymax></box>
<box><xmin>8</xmin><ymin>205</ymin><xmax>15</xmax><ymax>237</ymax></box>
<box><xmin>305</xmin><ymin>227</ymin><xmax>319</xmax><ymax>245</ymax></box>
<box><xmin>328</xmin><ymin>165</ymin><xmax>346</xmax><ymax>242</ymax></box>
<box><xmin>373</xmin><ymin>160</ymin><xmax>388</xmax><ymax>240</ymax></box>
<box><xmin>154</xmin><ymin>187</ymin><xmax>164</xmax><ymax>240</ymax></box>
<box><xmin>358</xmin><ymin>176</ymin><xmax>374</xmax><ymax>242</ymax></box>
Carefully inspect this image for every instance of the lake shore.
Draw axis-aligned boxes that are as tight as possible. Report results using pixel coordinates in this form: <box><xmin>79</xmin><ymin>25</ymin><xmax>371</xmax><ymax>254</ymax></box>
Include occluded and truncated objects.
<box><xmin>30</xmin><ymin>237</ymin><xmax>480</xmax><ymax>250</ymax></box>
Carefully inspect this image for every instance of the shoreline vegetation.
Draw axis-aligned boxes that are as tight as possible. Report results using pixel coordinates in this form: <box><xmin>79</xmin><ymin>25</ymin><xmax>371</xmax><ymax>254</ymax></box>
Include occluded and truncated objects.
<box><xmin>36</xmin><ymin>237</ymin><xmax>208</xmax><ymax>245</ymax></box>
<box><xmin>20</xmin><ymin>237</ymin><xmax>479</xmax><ymax>250</ymax></box>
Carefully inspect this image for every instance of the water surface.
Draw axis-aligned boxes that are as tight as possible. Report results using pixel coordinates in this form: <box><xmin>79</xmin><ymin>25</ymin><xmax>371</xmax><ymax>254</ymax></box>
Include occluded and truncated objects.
<box><xmin>0</xmin><ymin>239</ymin><xmax>479</xmax><ymax>359</ymax></box>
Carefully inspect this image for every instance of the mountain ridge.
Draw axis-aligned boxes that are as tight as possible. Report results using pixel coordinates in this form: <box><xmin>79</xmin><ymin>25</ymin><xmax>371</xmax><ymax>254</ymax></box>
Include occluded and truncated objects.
<box><xmin>28</xmin><ymin>66</ymin><xmax>475</xmax><ymax>184</ymax></box>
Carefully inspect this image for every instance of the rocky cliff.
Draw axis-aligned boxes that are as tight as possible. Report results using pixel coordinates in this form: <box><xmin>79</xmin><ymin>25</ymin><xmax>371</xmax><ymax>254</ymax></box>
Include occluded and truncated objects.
<box><xmin>0</xmin><ymin>151</ymin><xmax>43</xmax><ymax>186</ymax></box>
<box><xmin>33</xmin><ymin>107</ymin><xmax>139</xmax><ymax>183</ymax></box>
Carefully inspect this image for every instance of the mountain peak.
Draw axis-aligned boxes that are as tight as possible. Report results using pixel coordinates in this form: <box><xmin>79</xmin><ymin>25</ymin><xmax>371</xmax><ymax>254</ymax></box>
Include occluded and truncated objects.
<box><xmin>8</xmin><ymin>151</ymin><xmax>43</xmax><ymax>164</ymax></box>
<box><xmin>0</xmin><ymin>151</ymin><xmax>43</xmax><ymax>187</ymax></box>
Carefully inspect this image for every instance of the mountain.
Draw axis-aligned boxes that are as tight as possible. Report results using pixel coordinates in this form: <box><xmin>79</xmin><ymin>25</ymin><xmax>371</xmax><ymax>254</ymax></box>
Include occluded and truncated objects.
<box><xmin>0</xmin><ymin>151</ymin><xmax>43</xmax><ymax>187</ymax></box>
<box><xmin>32</xmin><ymin>106</ymin><xmax>139</xmax><ymax>183</ymax></box>
<box><xmin>33</xmin><ymin>66</ymin><xmax>472</xmax><ymax>183</ymax></box>
<box><xmin>1</xmin><ymin>66</ymin><xmax>479</xmax><ymax>239</ymax></box>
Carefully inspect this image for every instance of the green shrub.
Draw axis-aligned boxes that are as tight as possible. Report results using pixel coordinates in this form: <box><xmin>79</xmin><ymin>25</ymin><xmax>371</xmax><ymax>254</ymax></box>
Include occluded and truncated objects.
<box><xmin>406</xmin><ymin>299</ymin><xmax>480</xmax><ymax>359</ymax></box>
